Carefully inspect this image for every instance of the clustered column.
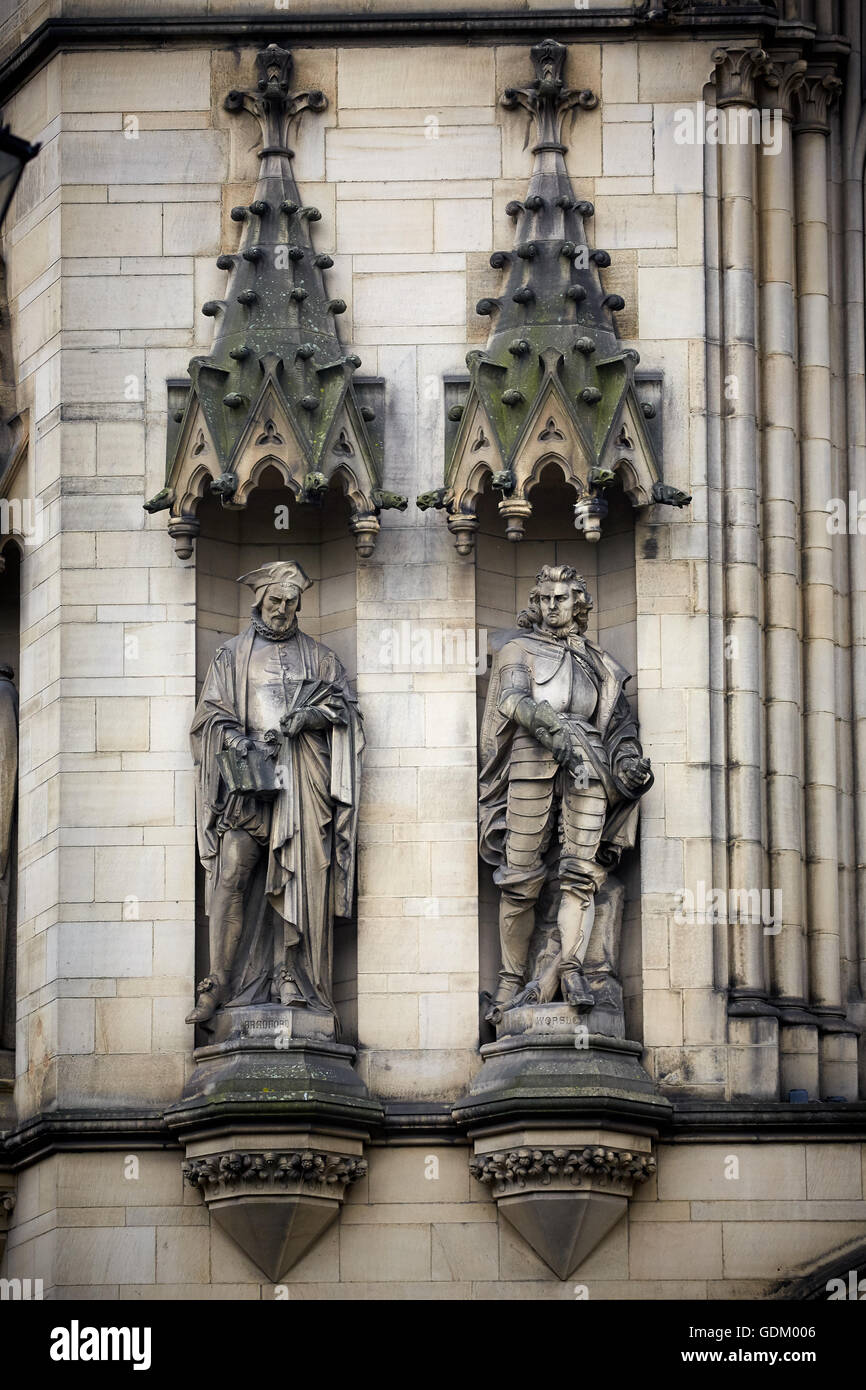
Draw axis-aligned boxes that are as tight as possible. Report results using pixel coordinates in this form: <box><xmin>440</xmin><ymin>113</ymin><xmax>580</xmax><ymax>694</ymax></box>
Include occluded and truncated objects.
<box><xmin>757</xmin><ymin>53</ymin><xmax>814</xmax><ymax>1095</ymax></box>
<box><xmin>712</xmin><ymin>46</ymin><xmax>777</xmax><ymax>1099</ymax></box>
<box><xmin>712</xmin><ymin>42</ymin><xmax>860</xmax><ymax>1101</ymax></box>
<box><xmin>791</xmin><ymin>67</ymin><xmax>858</xmax><ymax>1097</ymax></box>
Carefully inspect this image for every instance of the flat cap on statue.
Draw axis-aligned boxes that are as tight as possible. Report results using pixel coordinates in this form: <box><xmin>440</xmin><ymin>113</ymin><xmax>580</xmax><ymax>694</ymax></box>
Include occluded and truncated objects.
<box><xmin>238</xmin><ymin>561</ymin><xmax>314</xmax><ymax>602</ymax></box>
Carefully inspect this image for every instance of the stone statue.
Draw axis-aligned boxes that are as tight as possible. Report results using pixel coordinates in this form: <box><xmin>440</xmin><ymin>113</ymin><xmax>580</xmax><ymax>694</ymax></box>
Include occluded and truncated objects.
<box><xmin>0</xmin><ymin>664</ymin><xmax>18</xmax><ymax>1050</ymax></box>
<box><xmin>187</xmin><ymin>562</ymin><xmax>364</xmax><ymax>1027</ymax></box>
<box><xmin>479</xmin><ymin>565</ymin><xmax>652</xmax><ymax>1021</ymax></box>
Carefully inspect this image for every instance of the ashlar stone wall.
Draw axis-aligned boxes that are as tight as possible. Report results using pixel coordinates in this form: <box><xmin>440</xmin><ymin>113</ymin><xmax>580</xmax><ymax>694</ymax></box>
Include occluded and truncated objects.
<box><xmin>0</xmin><ymin>33</ymin><xmax>861</xmax><ymax>1297</ymax></box>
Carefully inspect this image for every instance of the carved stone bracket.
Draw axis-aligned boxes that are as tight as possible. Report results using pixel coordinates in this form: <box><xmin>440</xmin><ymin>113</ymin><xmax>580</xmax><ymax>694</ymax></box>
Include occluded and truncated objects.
<box><xmin>470</xmin><ymin>1144</ymin><xmax>656</xmax><ymax>1193</ymax></box>
<box><xmin>454</xmin><ymin>1003</ymin><xmax>671</xmax><ymax>1280</ymax></box>
<box><xmin>466</xmin><ymin>1125</ymin><xmax>661</xmax><ymax>1281</ymax></box>
<box><xmin>180</xmin><ymin>1135</ymin><xmax>369</xmax><ymax>1282</ymax></box>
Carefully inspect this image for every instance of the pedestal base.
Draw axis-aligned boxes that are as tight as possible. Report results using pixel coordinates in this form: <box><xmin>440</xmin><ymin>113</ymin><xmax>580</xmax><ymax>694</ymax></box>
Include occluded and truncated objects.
<box><xmin>166</xmin><ymin>1004</ymin><xmax>382</xmax><ymax>1280</ymax></box>
<box><xmin>454</xmin><ymin>1003</ymin><xmax>671</xmax><ymax>1278</ymax></box>
<box><xmin>170</xmin><ymin>1003</ymin><xmax>378</xmax><ymax>1126</ymax></box>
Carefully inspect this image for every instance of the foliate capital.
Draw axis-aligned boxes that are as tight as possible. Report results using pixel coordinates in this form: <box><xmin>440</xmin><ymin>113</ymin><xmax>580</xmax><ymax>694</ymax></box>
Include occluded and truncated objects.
<box><xmin>759</xmin><ymin>53</ymin><xmax>808</xmax><ymax>122</ymax></box>
<box><xmin>711</xmin><ymin>46</ymin><xmax>770</xmax><ymax>108</ymax></box>
<box><xmin>792</xmin><ymin>67</ymin><xmax>843</xmax><ymax>135</ymax></box>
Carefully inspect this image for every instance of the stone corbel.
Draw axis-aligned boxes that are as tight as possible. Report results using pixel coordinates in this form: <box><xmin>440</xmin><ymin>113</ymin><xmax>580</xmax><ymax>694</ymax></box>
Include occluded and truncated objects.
<box><xmin>470</xmin><ymin>1137</ymin><xmax>656</xmax><ymax>1279</ymax></box>
<box><xmin>166</xmin><ymin>1005</ymin><xmax>382</xmax><ymax>1281</ymax></box>
<box><xmin>182</xmin><ymin>1138</ymin><xmax>367</xmax><ymax>1282</ymax></box>
<box><xmin>454</xmin><ymin>1003</ymin><xmax>671</xmax><ymax>1280</ymax></box>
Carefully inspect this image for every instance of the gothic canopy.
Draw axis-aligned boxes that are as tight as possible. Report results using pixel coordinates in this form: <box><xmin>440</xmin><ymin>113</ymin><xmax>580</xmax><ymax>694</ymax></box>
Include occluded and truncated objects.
<box><xmin>418</xmin><ymin>38</ymin><xmax>689</xmax><ymax>554</ymax></box>
<box><xmin>145</xmin><ymin>44</ymin><xmax>404</xmax><ymax>559</ymax></box>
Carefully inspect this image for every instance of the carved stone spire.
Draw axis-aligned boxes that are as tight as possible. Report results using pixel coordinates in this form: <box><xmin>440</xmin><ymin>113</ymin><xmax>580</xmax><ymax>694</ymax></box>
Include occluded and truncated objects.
<box><xmin>147</xmin><ymin>44</ymin><xmax>397</xmax><ymax>559</ymax></box>
<box><xmin>209</xmin><ymin>46</ymin><xmax>342</xmax><ymax>372</ymax></box>
<box><xmin>481</xmin><ymin>38</ymin><xmax>616</xmax><ymax>363</ymax></box>
<box><xmin>427</xmin><ymin>38</ymin><xmax>676</xmax><ymax>555</ymax></box>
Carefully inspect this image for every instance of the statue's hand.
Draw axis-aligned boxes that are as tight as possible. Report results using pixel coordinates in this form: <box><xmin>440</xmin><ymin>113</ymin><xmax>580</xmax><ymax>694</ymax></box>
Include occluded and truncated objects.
<box><xmin>537</xmin><ymin>725</ymin><xmax>573</xmax><ymax>766</ymax></box>
<box><xmin>281</xmin><ymin>707</ymin><xmax>329</xmax><ymax>739</ymax></box>
<box><xmin>231</xmin><ymin>736</ymin><xmax>256</xmax><ymax>759</ymax></box>
<box><xmin>619</xmin><ymin>754</ymin><xmax>652</xmax><ymax>790</ymax></box>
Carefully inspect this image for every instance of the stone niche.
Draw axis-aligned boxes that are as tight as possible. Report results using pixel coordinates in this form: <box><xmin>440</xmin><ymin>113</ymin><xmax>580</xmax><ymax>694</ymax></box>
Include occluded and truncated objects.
<box><xmin>169</xmin><ymin>476</ymin><xmax>379</xmax><ymax>1283</ymax></box>
<box><xmin>459</xmin><ymin>485</ymin><xmax>669</xmax><ymax>1280</ymax></box>
<box><xmin>475</xmin><ymin>477</ymin><xmax>641</xmax><ymax>1043</ymax></box>
<box><xmin>194</xmin><ymin>478</ymin><xmax>362</xmax><ymax>1045</ymax></box>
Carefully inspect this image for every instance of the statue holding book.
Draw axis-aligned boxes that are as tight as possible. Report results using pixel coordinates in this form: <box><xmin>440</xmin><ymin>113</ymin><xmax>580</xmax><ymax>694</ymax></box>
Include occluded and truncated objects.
<box><xmin>187</xmin><ymin>561</ymin><xmax>364</xmax><ymax>1027</ymax></box>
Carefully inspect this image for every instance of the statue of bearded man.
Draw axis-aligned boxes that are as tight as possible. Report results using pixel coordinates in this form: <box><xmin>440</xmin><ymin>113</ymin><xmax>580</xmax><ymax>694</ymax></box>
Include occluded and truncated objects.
<box><xmin>479</xmin><ymin>564</ymin><xmax>653</xmax><ymax>1021</ymax></box>
<box><xmin>187</xmin><ymin>561</ymin><xmax>364</xmax><ymax>1028</ymax></box>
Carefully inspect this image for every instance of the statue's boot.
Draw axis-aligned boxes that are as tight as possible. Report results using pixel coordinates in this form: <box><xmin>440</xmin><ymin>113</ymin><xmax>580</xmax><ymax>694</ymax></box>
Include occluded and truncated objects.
<box><xmin>557</xmin><ymin>885</ymin><xmax>596</xmax><ymax>1013</ymax></box>
<box><xmin>277</xmin><ymin>967</ymin><xmax>307</xmax><ymax>1008</ymax></box>
<box><xmin>484</xmin><ymin>970</ymin><xmax>524</xmax><ymax>1024</ymax></box>
<box><xmin>185</xmin><ymin>974</ymin><xmax>224</xmax><ymax>1025</ymax></box>
<box><xmin>560</xmin><ymin>965</ymin><xmax>595</xmax><ymax>1012</ymax></box>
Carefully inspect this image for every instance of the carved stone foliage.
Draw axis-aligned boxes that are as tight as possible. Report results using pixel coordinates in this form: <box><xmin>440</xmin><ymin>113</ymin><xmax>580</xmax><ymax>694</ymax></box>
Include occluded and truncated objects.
<box><xmin>470</xmin><ymin>1145</ymin><xmax>656</xmax><ymax>1193</ymax></box>
<box><xmin>145</xmin><ymin>45</ymin><xmax>402</xmax><ymax>559</ymax></box>
<box><xmin>792</xmin><ymin>68</ymin><xmax>843</xmax><ymax>134</ymax></box>
<box><xmin>183</xmin><ymin>1149</ymin><xmax>367</xmax><ymax>1196</ymax></box>
<box><xmin>182</xmin><ymin>1144</ymin><xmax>368</xmax><ymax>1281</ymax></box>
<box><xmin>711</xmin><ymin>46</ymin><xmax>770</xmax><ymax>108</ymax></box>
<box><xmin>463</xmin><ymin>1125</ymin><xmax>662</xmax><ymax>1279</ymax></box>
<box><xmin>759</xmin><ymin>53</ymin><xmax>808</xmax><ymax>120</ymax></box>
<box><xmin>419</xmin><ymin>39</ymin><xmax>680</xmax><ymax>555</ymax></box>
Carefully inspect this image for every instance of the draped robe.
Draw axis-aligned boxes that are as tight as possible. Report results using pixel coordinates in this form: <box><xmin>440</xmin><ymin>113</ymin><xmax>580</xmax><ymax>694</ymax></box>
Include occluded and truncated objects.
<box><xmin>191</xmin><ymin>624</ymin><xmax>363</xmax><ymax>1014</ymax></box>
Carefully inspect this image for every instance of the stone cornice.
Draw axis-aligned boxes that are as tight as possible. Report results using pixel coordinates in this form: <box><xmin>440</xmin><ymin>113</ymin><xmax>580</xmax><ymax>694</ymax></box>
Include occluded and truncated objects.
<box><xmin>3</xmin><ymin>1100</ymin><xmax>866</xmax><ymax>1169</ymax></box>
<box><xmin>0</xmin><ymin>8</ymin><xmax>791</xmax><ymax>105</ymax></box>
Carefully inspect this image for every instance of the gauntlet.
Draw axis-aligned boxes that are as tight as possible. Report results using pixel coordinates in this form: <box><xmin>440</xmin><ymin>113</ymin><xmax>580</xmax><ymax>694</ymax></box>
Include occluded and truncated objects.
<box><xmin>499</xmin><ymin>681</ymin><xmax>574</xmax><ymax>765</ymax></box>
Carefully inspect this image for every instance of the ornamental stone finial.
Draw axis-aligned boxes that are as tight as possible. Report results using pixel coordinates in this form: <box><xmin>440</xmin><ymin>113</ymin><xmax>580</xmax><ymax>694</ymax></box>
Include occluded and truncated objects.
<box><xmin>500</xmin><ymin>36</ymin><xmax>597</xmax><ymax>153</ymax></box>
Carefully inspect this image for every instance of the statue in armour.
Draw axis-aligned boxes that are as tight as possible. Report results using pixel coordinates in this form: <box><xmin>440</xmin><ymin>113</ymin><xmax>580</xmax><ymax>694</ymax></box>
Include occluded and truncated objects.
<box><xmin>479</xmin><ymin>565</ymin><xmax>652</xmax><ymax>1021</ymax></box>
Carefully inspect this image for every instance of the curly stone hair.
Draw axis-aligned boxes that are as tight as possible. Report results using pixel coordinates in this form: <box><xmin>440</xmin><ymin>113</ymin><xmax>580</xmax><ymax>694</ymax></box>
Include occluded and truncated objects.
<box><xmin>518</xmin><ymin>563</ymin><xmax>593</xmax><ymax>634</ymax></box>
